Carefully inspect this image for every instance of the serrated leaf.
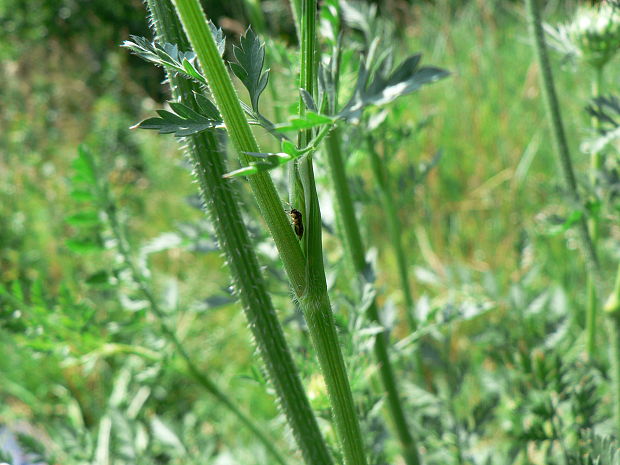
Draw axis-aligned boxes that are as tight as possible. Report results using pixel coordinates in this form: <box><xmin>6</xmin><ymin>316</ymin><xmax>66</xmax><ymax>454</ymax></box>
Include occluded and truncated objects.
<box><xmin>230</xmin><ymin>28</ymin><xmax>269</xmax><ymax>112</ymax></box>
<box><xmin>70</xmin><ymin>189</ymin><xmax>96</xmax><ymax>202</ymax></box>
<box><xmin>194</xmin><ymin>92</ymin><xmax>221</xmax><ymax>120</ymax></box>
<box><xmin>73</xmin><ymin>145</ymin><xmax>97</xmax><ymax>184</ymax></box>
<box><xmin>208</xmin><ymin>20</ymin><xmax>226</xmax><ymax>56</ymax></box>
<box><xmin>276</xmin><ymin>111</ymin><xmax>334</xmax><ymax>132</ymax></box>
<box><xmin>182</xmin><ymin>58</ymin><xmax>206</xmax><ymax>84</ymax></box>
<box><xmin>66</xmin><ymin>239</ymin><xmax>104</xmax><ymax>253</ymax></box>
<box><xmin>133</xmin><ymin>102</ymin><xmax>224</xmax><ymax>137</ymax></box>
<box><xmin>122</xmin><ymin>35</ymin><xmax>208</xmax><ymax>86</ymax></box>
<box><xmin>66</xmin><ymin>211</ymin><xmax>100</xmax><ymax>227</ymax></box>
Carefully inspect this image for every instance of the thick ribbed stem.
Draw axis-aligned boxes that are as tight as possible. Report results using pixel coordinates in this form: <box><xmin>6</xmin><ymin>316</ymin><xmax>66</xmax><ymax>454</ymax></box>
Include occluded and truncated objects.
<box><xmin>170</xmin><ymin>0</ymin><xmax>366</xmax><ymax>462</ymax></box>
<box><xmin>171</xmin><ymin>0</ymin><xmax>306</xmax><ymax>296</ymax></box>
<box><xmin>292</xmin><ymin>1</ymin><xmax>368</xmax><ymax>462</ymax></box>
<box><xmin>146</xmin><ymin>1</ymin><xmax>333</xmax><ymax>463</ymax></box>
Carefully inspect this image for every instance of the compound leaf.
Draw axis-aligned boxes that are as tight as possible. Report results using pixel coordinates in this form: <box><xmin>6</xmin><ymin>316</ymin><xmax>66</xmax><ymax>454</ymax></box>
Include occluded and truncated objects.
<box><xmin>339</xmin><ymin>53</ymin><xmax>449</xmax><ymax>122</ymax></box>
<box><xmin>132</xmin><ymin>101</ymin><xmax>224</xmax><ymax>137</ymax></box>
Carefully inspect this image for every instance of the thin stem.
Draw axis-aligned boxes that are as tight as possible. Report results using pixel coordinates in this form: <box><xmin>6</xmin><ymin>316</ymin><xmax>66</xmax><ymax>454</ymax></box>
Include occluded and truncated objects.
<box><xmin>525</xmin><ymin>0</ymin><xmax>620</xmax><ymax>439</ymax></box>
<box><xmin>366</xmin><ymin>135</ymin><xmax>417</xmax><ymax>332</ymax></box>
<box><xmin>524</xmin><ymin>0</ymin><xmax>600</xmax><ymax>284</ymax></box>
<box><xmin>293</xmin><ymin>1</ymin><xmax>368</xmax><ymax>463</ymax></box>
<box><xmin>325</xmin><ymin>128</ymin><xmax>421</xmax><ymax>465</ymax></box>
<box><xmin>145</xmin><ymin>2</ymin><xmax>334</xmax><ymax>464</ymax></box>
<box><xmin>171</xmin><ymin>0</ymin><xmax>367</xmax><ymax>462</ymax></box>
<box><xmin>586</xmin><ymin>65</ymin><xmax>604</xmax><ymax>358</ymax></box>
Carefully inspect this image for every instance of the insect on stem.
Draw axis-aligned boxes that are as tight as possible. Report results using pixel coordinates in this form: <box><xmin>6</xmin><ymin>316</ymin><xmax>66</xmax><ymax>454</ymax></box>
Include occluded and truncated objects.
<box><xmin>289</xmin><ymin>208</ymin><xmax>304</xmax><ymax>239</ymax></box>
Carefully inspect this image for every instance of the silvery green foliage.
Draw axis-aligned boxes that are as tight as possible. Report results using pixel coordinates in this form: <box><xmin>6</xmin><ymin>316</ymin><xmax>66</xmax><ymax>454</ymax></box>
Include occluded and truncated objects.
<box><xmin>122</xmin><ymin>21</ymin><xmax>224</xmax><ymax>86</ymax></box>
<box><xmin>132</xmin><ymin>97</ymin><xmax>223</xmax><ymax>137</ymax></box>
<box><xmin>123</xmin><ymin>36</ymin><xmax>207</xmax><ymax>86</ymax></box>
<box><xmin>339</xmin><ymin>54</ymin><xmax>449</xmax><ymax>123</ymax></box>
<box><xmin>585</xmin><ymin>95</ymin><xmax>620</xmax><ymax>154</ymax></box>
<box><xmin>336</xmin><ymin>0</ymin><xmax>449</xmax><ymax>123</ymax></box>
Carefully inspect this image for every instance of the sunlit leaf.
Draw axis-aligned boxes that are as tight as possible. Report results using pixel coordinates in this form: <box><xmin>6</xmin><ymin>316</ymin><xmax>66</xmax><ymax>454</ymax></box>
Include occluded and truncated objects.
<box><xmin>66</xmin><ymin>211</ymin><xmax>100</xmax><ymax>227</ymax></box>
<box><xmin>276</xmin><ymin>111</ymin><xmax>334</xmax><ymax>132</ymax></box>
<box><xmin>66</xmin><ymin>239</ymin><xmax>104</xmax><ymax>253</ymax></box>
<box><xmin>230</xmin><ymin>28</ymin><xmax>269</xmax><ymax>112</ymax></box>
<box><xmin>72</xmin><ymin>145</ymin><xmax>97</xmax><ymax>185</ymax></box>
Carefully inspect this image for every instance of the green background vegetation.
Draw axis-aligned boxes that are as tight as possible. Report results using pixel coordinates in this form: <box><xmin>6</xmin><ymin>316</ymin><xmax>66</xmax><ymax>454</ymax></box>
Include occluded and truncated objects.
<box><xmin>1</xmin><ymin>0</ymin><xmax>618</xmax><ymax>464</ymax></box>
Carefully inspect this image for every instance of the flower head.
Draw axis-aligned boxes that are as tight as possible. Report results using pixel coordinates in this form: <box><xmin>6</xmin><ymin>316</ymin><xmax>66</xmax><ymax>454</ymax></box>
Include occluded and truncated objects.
<box><xmin>547</xmin><ymin>3</ymin><xmax>620</xmax><ymax>69</ymax></box>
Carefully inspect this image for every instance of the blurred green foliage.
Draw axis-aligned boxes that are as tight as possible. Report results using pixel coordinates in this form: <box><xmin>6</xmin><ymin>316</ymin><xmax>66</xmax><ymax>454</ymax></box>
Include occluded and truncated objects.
<box><xmin>1</xmin><ymin>0</ymin><xmax>619</xmax><ymax>464</ymax></box>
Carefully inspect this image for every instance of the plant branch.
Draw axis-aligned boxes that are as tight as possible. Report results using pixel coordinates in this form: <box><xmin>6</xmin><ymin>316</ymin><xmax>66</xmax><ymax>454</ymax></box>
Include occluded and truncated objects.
<box><xmin>292</xmin><ymin>0</ymin><xmax>369</xmax><ymax>463</ymax></box>
<box><xmin>145</xmin><ymin>1</ymin><xmax>334</xmax><ymax>463</ymax></box>
<box><xmin>171</xmin><ymin>0</ymin><xmax>367</xmax><ymax>463</ymax></box>
<box><xmin>171</xmin><ymin>0</ymin><xmax>306</xmax><ymax>296</ymax></box>
<box><xmin>524</xmin><ymin>0</ymin><xmax>600</xmax><ymax>285</ymax></box>
<box><xmin>586</xmin><ymin>65</ymin><xmax>604</xmax><ymax>358</ymax></box>
<box><xmin>325</xmin><ymin>128</ymin><xmax>421</xmax><ymax>465</ymax></box>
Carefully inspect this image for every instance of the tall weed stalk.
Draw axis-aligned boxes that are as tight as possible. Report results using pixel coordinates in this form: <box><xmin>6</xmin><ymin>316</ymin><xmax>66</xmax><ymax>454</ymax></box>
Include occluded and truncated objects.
<box><xmin>138</xmin><ymin>1</ymin><xmax>334</xmax><ymax>463</ymax></box>
<box><xmin>169</xmin><ymin>0</ymin><xmax>368</xmax><ymax>462</ymax></box>
<box><xmin>524</xmin><ymin>0</ymin><xmax>620</xmax><ymax>437</ymax></box>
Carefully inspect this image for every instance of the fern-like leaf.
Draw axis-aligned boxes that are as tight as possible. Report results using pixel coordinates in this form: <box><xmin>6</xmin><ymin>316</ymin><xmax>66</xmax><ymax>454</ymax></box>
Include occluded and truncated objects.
<box><xmin>132</xmin><ymin>101</ymin><xmax>224</xmax><ymax>137</ymax></box>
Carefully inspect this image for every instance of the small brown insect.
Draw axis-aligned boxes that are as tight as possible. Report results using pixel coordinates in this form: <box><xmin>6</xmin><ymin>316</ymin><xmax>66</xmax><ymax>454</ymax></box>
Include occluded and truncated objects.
<box><xmin>289</xmin><ymin>208</ymin><xmax>304</xmax><ymax>239</ymax></box>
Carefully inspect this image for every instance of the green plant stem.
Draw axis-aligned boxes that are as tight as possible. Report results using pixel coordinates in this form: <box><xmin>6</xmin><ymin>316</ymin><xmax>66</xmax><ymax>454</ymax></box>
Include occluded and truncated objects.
<box><xmin>324</xmin><ymin>128</ymin><xmax>421</xmax><ymax>465</ymax></box>
<box><xmin>605</xmin><ymin>265</ymin><xmax>620</xmax><ymax>315</ymax></box>
<box><xmin>524</xmin><ymin>0</ymin><xmax>600</xmax><ymax>284</ymax></box>
<box><xmin>586</xmin><ymin>66</ymin><xmax>604</xmax><ymax>358</ymax></box>
<box><xmin>171</xmin><ymin>0</ymin><xmax>306</xmax><ymax>296</ymax></box>
<box><xmin>609</xmin><ymin>314</ymin><xmax>620</xmax><ymax>437</ymax></box>
<box><xmin>171</xmin><ymin>0</ymin><xmax>367</xmax><ymax>463</ymax></box>
<box><xmin>145</xmin><ymin>2</ymin><xmax>334</xmax><ymax>464</ymax></box>
<box><xmin>366</xmin><ymin>135</ymin><xmax>417</xmax><ymax>332</ymax></box>
<box><xmin>292</xmin><ymin>1</ymin><xmax>368</xmax><ymax>463</ymax></box>
<box><xmin>525</xmin><ymin>0</ymin><xmax>620</xmax><ymax>439</ymax></box>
